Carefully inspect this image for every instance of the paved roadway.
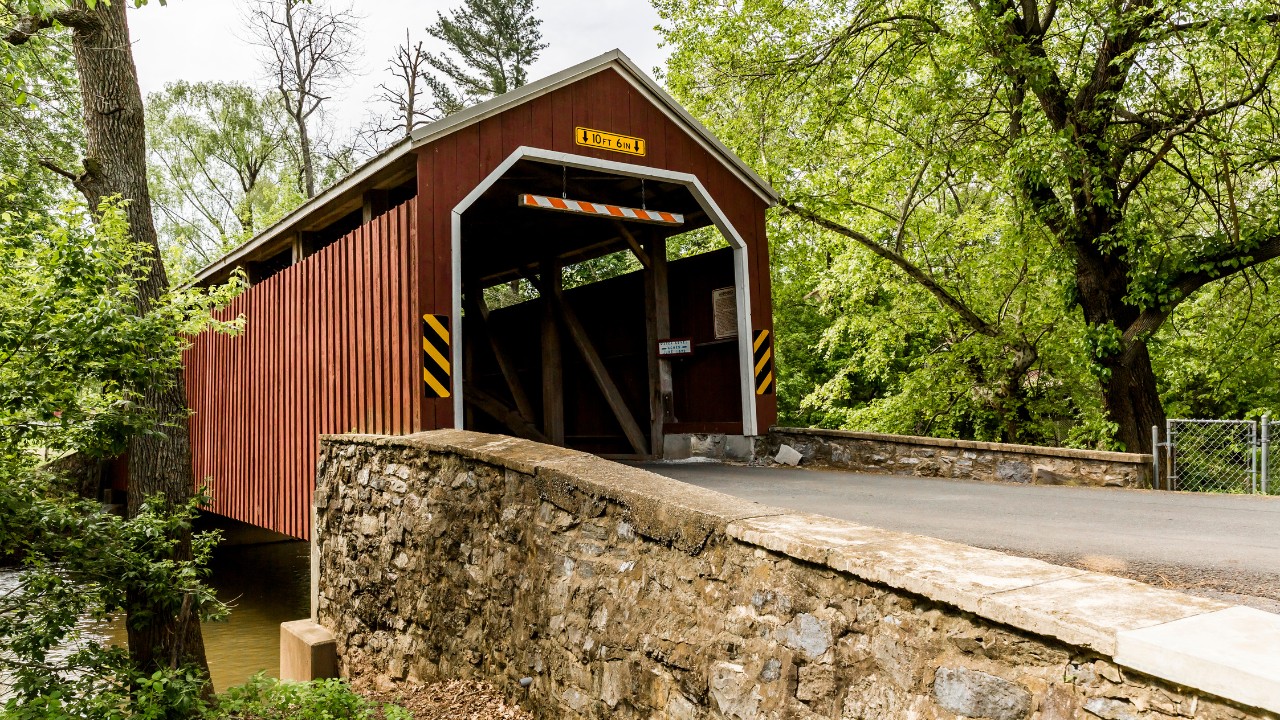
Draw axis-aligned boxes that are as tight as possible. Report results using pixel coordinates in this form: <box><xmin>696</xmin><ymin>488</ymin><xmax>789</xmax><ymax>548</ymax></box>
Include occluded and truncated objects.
<box><xmin>641</xmin><ymin>462</ymin><xmax>1280</xmax><ymax>608</ymax></box>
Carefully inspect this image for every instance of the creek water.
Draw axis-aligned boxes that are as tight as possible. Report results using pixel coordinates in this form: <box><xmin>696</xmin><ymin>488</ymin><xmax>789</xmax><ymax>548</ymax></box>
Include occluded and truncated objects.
<box><xmin>1</xmin><ymin>529</ymin><xmax>311</xmax><ymax>693</ymax></box>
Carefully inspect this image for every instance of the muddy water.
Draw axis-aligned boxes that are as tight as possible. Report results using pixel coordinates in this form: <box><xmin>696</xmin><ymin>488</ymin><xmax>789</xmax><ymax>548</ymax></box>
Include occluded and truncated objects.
<box><xmin>1</xmin><ymin>535</ymin><xmax>311</xmax><ymax>694</ymax></box>
<box><xmin>189</xmin><ymin>539</ymin><xmax>311</xmax><ymax>690</ymax></box>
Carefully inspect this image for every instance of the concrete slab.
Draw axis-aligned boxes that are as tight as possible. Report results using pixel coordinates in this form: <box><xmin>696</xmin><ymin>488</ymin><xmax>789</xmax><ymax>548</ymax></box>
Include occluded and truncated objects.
<box><xmin>280</xmin><ymin>619</ymin><xmax>337</xmax><ymax>681</ymax></box>
<box><xmin>826</xmin><ymin>535</ymin><xmax>1086</xmax><ymax>620</ymax></box>
<box><xmin>728</xmin><ymin>513</ymin><xmax>906</xmax><ymax>565</ymax></box>
<box><xmin>978</xmin><ymin>573</ymin><xmax>1228</xmax><ymax>655</ymax></box>
<box><xmin>1116</xmin><ymin>606</ymin><xmax>1280</xmax><ymax>714</ymax></box>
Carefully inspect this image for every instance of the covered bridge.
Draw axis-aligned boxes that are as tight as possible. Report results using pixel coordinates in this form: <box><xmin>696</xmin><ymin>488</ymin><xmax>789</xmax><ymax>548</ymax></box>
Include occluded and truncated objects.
<box><xmin>184</xmin><ymin>50</ymin><xmax>779</xmax><ymax>539</ymax></box>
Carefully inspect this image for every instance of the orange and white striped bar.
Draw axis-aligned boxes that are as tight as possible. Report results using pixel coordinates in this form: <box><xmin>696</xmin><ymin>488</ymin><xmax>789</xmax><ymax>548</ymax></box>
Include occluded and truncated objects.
<box><xmin>518</xmin><ymin>193</ymin><xmax>684</xmax><ymax>226</ymax></box>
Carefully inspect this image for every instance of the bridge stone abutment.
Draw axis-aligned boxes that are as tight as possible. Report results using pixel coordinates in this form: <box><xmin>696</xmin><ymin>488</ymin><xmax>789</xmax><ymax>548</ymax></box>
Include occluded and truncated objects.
<box><xmin>311</xmin><ymin>430</ymin><xmax>1280</xmax><ymax>719</ymax></box>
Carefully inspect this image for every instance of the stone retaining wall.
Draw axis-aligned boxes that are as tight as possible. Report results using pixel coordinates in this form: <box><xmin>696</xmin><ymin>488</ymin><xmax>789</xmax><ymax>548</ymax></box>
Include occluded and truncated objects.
<box><xmin>314</xmin><ymin>430</ymin><xmax>1277</xmax><ymax>719</ymax></box>
<box><xmin>765</xmin><ymin>427</ymin><xmax>1153</xmax><ymax>488</ymax></box>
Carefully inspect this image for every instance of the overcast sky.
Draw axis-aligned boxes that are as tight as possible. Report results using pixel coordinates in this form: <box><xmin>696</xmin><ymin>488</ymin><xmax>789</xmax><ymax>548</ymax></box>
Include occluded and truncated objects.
<box><xmin>127</xmin><ymin>0</ymin><xmax>672</xmax><ymax>134</ymax></box>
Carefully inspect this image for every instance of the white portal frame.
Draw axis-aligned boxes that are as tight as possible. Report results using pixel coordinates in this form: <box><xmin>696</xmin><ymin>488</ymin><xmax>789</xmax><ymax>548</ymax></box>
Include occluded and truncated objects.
<box><xmin>450</xmin><ymin>145</ymin><xmax>760</xmax><ymax>439</ymax></box>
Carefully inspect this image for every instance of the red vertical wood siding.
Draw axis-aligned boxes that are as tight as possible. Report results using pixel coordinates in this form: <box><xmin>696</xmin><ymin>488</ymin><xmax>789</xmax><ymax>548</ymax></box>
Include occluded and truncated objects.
<box><xmin>185</xmin><ymin>202</ymin><xmax>418</xmax><ymax>539</ymax></box>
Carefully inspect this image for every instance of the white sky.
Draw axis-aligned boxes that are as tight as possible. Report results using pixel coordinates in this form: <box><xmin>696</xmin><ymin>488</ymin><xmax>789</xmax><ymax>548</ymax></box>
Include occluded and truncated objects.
<box><xmin>127</xmin><ymin>0</ymin><xmax>672</xmax><ymax>135</ymax></box>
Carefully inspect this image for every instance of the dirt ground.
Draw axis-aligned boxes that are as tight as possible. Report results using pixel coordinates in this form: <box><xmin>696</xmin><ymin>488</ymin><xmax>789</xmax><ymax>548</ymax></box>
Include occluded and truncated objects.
<box><xmin>361</xmin><ymin>679</ymin><xmax>533</xmax><ymax>720</ymax></box>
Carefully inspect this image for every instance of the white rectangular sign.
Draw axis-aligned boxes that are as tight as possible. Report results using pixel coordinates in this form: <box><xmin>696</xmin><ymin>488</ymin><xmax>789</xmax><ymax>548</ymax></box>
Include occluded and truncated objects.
<box><xmin>712</xmin><ymin>287</ymin><xmax>738</xmax><ymax>339</ymax></box>
<box><xmin>657</xmin><ymin>338</ymin><xmax>693</xmax><ymax>357</ymax></box>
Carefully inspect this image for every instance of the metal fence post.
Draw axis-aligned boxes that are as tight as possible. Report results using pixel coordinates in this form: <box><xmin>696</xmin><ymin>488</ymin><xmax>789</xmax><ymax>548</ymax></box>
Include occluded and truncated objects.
<box><xmin>1262</xmin><ymin>414</ymin><xmax>1270</xmax><ymax>495</ymax></box>
<box><xmin>1151</xmin><ymin>425</ymin><xmax>1161</xmax><ymax>490</ymax></box>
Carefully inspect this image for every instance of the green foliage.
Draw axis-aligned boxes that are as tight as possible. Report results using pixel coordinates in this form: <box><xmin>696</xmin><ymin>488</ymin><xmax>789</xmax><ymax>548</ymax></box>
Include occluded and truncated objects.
<box><xmin>210</xmin><ymin>674</ymin><xmax>409</xmax><ymax>720</ymax></box>
<box><xmin>146</xmin><ymin>81</ymin><xmax>301</xmax><ymax>281</ymax></box>
<box><xmin>0</xmin><ymin>488</ymin><xmax>220</xmax><ymax>719</ymax></box>
<box><xmin>0</xmin><ymin>193</ymin><xmax>243</xmax><ymax>460</ymax></box>
<box><xmin>0</xmin><ymin>176</ymin><xmax>239</xmax><ymax>719</ymax></box>
<box><xmin>657</xmin><ymin>0</ymin><xmax>1280</xmax><ymax>445</ymax></box>
<box><xmin>425</xmin><ymin>0</ymin><xmax>548</xmax><ymax>107</ymax></box>
<box><xmin>1153</xmin><ymin>267</ymin><xmax>1280</xmax><ymax>420</ymax></box>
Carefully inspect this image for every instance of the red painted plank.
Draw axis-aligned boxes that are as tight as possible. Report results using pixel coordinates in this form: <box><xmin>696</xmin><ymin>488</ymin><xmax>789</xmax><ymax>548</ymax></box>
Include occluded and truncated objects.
<box><xmin>387</xmin><ymin>211</ymin><xmax>402</xmax><ymax>435</ymax></box>
<box><xmin>373</xmin><ymin>219</ymin><xmax>385</xmax><ymax>433</ymax></box>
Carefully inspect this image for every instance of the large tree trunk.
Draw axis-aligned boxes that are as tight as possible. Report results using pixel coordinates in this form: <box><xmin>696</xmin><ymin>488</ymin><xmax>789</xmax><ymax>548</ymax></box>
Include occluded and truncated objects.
<box><xmin>64</xmin><ymin>0</ymin><xmax>211</xmax><ymax>682</ymax></box>
<box><xmin>1075</xmin><ymin>247</ymin><xmax>1166</xmax><ymax>454</ymax></box>
<box><xmin>1102</xmin><ymin>340</ymin><xmax>1165</xmax><ymax>454</ymax></box>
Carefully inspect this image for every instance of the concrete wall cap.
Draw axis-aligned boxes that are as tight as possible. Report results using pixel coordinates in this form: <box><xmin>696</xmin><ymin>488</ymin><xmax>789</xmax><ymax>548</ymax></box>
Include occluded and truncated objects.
<box><xmin>773</xmin><ymin>426</ymin><xmax>1152</xmax><ymax>464</ymax></box>
<box><xmin>1116</xmin><ymin>606</ymin><xmax>1280</xmax><ymax>714</ymax></box>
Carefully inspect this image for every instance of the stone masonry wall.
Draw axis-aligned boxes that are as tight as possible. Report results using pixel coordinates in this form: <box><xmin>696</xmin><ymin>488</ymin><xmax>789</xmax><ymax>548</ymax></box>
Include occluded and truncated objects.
<box><xmin>315</xmin><ymin>431</ymin><xmax>1273</xmax><ymax>720</ymax></box>
<box><xmin>765</xmin><ymin>428</ymin><xmax>1152</xmax><ymax>488</ymax></box>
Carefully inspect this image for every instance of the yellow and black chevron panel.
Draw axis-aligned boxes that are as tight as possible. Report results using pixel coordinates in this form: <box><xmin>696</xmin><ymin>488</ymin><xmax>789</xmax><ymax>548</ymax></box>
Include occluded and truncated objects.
<box><xmin>753</xmin><ymin>329</ymin><xmax>774</xmax><ymax>395</ymax></box>
<box><xmin>421</xmin><ymin>313</ymin><xmax>451</xmax><ymax>398</ymax></box>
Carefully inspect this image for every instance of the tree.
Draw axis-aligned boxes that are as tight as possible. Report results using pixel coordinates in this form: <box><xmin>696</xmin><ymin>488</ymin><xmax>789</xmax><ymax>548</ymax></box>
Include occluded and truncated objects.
<box><xmin>244</xmin><ymin>0</ymin><xmax>359</xmax><ymax>198</ymax></box>
<box><xmin>147</xmin><ymin>80</ymin><xmax>298</xmax><ymax>277</ymax></box>
<box><xmin>657</xmin><ymin>0</ymin><xmax>1280</xmax><ymax>452</ymax></box>
<box><xmin>425</xmin><ymin>0</ymin><xmax>546</xmax><ymax>105</ymax></box>
<box><xmin>361</xmin><ymin>30</ymin><xmax>453</xmax><ymax>148</ymax></box>
<box><xmin>2</xmin><ymin>0</ymin><xmax>216</xmax><ymax>685</ymax></box>
<box><xmin>0</xmin><ymin>203</ymin><xmax>228</xmax><ymax>717</ymax></box>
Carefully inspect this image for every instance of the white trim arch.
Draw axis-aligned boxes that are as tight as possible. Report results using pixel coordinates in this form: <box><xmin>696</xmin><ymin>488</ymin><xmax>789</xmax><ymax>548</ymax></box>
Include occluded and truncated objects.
<box><xmin>450</xmin><ymin>146</ymin><xmax>760</xmax><ymax>440</ymax></box>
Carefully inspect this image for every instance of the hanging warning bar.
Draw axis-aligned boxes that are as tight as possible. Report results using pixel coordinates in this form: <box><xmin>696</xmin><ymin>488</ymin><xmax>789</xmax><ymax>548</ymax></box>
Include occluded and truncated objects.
<box><xmin>518</xmin><ymin>193</ymin><xmax>684</xmax><ymax>227</ymax></box>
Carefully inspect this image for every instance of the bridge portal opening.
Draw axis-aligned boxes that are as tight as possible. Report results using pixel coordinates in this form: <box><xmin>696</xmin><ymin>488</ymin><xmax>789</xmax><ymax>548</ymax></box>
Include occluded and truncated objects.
<box><xmin>455</xmin><ymin>152</ymin><xmax>754</xmax><ymax>458</ymax></box>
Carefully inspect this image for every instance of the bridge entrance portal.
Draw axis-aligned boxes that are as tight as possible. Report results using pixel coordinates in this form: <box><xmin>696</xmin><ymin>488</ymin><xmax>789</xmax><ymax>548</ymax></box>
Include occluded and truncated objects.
<box><xmin>455</xmin><ymin>149</ymin><xmax>757</xmax><ymax>458</ymax></box>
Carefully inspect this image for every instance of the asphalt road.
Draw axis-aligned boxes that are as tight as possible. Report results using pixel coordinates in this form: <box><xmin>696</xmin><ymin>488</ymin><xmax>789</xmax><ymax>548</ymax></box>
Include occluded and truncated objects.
<box><xmin>641</xmin><ymin>462</ymin><xmax>1280</xmax><ymax>608</ymax></box>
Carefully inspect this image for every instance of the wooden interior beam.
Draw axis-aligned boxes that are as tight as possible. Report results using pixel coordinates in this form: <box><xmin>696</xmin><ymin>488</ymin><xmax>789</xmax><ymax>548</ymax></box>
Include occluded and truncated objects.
<box><xmin>533</xmin><ymin>273</ymin><xmax>648</xmax><ymax>456</ymax></box>
<box><xmin>644</xmin><ymin>232</ymin><xmax>674</xmax><ymax>456</ymax></box>
<box><xmin>541</xmin><ymin>259</ymin><xmax>565</xmax><ymax>445</ymax></box>
<box><xmin>463</xmin><ymin>382</ymin><xmax>548</xmax><ymax>442</ymax></box>
<box><xmin>616</xmin><ymin>222</ymin><xmax>651</xmax><ymax>269</ymax></box>
<box><xmin>362</xmin><ymin>188</ymin><xmax>390</xmax><ymax>224</ymax></box>
<box><xmin>467</xmin><ymin>291</ymin><xmax>538</xmax><ymax>424</ymax></box>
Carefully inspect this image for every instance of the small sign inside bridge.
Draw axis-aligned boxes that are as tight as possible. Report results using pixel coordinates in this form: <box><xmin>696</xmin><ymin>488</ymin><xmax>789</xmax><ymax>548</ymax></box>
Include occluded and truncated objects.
<box><xmin>657</xmin><ymin>338</ymin><xmax>694</xmax><ymax>358</ymax></box>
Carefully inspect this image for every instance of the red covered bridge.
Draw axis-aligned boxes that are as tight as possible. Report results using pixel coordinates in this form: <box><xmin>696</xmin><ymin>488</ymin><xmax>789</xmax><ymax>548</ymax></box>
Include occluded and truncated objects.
<box><xmin>184</xmin><ymin>51</ymin><xmax>779</xmax><ymax>539</ymax></box>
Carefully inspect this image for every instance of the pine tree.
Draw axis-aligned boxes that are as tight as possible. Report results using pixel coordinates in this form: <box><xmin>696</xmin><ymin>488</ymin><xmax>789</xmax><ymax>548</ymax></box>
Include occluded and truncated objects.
<box><xmin>425</xmin><ymin>0</ymin><xmax>547</xmax><ymax>107</ymax></box>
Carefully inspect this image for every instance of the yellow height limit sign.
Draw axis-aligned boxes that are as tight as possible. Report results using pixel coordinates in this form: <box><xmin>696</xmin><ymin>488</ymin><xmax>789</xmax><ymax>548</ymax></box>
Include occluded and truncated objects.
<box><xmin>575</xmin><ymin>126</ymin><xmax>646</xmax><ymax>156</ymax></box>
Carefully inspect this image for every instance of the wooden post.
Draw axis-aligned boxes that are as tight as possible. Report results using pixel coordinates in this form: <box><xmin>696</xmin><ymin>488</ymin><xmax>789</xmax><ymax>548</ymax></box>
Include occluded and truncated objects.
<box><xmin>541</xmin><ymin>260</ymin><xmax>565</xmax><ymax>445</ymax></box>
<box><xmin>462</xmin><ymin>286</ymin><xmax>475</xmax><ymax>430</ymax></box>
<box><xmin>644</xmin><ymin>232</ymin><xmax>674</xmax><ymax>456</ymax></box>
<box><xmin>362</xmin><ymin>189</ymin><xmax>390</xmax><ymax>224</ymax></box>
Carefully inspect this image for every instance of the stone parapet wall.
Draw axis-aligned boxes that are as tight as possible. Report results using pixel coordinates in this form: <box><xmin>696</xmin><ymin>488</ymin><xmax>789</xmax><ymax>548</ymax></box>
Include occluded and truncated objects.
<box><xmin>314</xmin><ymin>430</ymin><xmax>1277</xmax><ymax>719</ymax></box>
<box><xmin>765</xmin><ymin>427</ymin><xmax>1153</xmax><ymax>488</ymax></box>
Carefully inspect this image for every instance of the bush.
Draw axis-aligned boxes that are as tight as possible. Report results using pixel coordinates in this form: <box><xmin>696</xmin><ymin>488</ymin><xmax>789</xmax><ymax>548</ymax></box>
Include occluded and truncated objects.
<box><xmin>210</xmin><ymin>674</ymin><xmax>409</xmax><ymax>720</ymax></box>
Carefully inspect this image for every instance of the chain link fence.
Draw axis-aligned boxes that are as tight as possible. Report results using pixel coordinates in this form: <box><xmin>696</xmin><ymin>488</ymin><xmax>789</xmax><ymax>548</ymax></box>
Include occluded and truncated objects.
<box><xmin>1154</xmin><ymin>417</ymin><xmax>1280</xmax><ymax>494</ymax></box>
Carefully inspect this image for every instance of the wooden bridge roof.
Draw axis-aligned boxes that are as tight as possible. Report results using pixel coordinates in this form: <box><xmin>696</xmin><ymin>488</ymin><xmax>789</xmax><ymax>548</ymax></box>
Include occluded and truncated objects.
<box><xmin>190</xmin><ymin>49</ymin><xmax>778</xmax><ymax>288</ymax></box>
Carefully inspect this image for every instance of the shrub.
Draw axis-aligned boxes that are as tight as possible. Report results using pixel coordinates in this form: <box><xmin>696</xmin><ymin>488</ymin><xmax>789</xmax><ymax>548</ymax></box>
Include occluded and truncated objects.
<box><xmin>210</xmin><ymin>674</ymin><xmax>409</xmax><ymax>720</ymax></box>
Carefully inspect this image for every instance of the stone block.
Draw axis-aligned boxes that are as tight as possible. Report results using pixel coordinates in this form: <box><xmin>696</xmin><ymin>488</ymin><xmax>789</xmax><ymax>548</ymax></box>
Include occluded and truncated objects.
<box><xmin>995</xmin><ymin>460</ymin><xmax>1032</xmax><ymax>484</ymax></box>
<box><xmin>662</xmin><ymin>433</ymin><xmax>693</xmax><ymax>460</ymax></box>
<box><xmin>775</xmin><ymin>444</ymin><xmax>803</xmax><ymax>466</ymax></box>
<box><xmin>932</xmin><ymin>667</ymin><xmax>1031</xmax><ymax>720</ymax></box>
<box><xmin>280</xmin><ymin>618</ymin><xmax>338</xmax><ymax>681</ymax></box>
<box><xmin>1032</xmin><ymin>466</ymin><xmax>1080</xmax><ymax>486</ymax></box>
<box><xmin>723</xmin><ymin>435</ymin><xmax>755</xmax><ymax>461</ymax></box>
